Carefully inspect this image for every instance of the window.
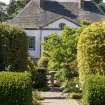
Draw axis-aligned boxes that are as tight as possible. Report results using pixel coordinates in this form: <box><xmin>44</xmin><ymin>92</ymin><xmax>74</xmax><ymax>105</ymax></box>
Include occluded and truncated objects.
<box><xmin>28</xmin><ymin>37</ymin><xmax>35</xmax><ymax>50</ymax></box>
<box><xmin>59</xmin><ymin>23</ymin><xmax>66</xmax><ymax>30</ymax></box>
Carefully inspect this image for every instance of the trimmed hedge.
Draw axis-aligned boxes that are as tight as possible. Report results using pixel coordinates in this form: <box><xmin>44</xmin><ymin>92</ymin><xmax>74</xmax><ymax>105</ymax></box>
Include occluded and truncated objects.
<box><xmin>83</xmin><ymin>75</ymin><xmax>105</xmax><ymax>105</ymax></box>
<box><xmin>32</xmin><ymin>67</ymin><xmax>48</xmax><ymax>89</ymax></box>
<box><xmin>77</xmin><ymin>21</ymin><xmax>105</xmax><ymax>84</ymax></box>
<box><xmin>0</xmin><ymin>23</ymin><xmax>28</xmax><ymax>71</ymax></box>
<box><xmin>0</xmin><ymin>72</ymin><xmax>32</xmax><ymax>105</ymax></box>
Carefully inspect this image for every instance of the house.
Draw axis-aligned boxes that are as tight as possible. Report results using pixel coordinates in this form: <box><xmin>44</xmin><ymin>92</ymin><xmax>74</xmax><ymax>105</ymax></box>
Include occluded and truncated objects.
<box><xmin>8</xmin><ymin>0</ymin><xmax>105</xmax><ymax>58</ymax></box>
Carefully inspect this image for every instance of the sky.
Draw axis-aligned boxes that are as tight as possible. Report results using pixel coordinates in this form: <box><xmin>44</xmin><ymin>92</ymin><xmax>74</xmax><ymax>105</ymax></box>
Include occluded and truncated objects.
<box><xmin>0</xmin><ymin>0</ymin><xmax>10</xmax><ymax>4</ymax></box>
<box><xmin>0</xmin><ymin>0</ymin><xmax>105</xmax><ymax>4</ymax></box>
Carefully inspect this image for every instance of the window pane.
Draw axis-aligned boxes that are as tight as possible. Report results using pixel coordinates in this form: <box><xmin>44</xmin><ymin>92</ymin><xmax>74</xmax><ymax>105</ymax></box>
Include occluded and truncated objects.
<box><xmin>28</xmin><ymin>37</ymin><xmax>35</xmax><ymax>50</ymax></box>
<box><xmin>59</xmin><ymin>23</ymin><xmax>66</xmax><ymax>29</ymax></box>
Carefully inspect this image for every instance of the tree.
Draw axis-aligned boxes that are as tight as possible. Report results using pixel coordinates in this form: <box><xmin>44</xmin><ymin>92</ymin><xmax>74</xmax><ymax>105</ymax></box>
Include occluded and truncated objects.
<box><xmin>7</xmin><ymin>0</ymin><xmax>30</xmax><ymax>17</ymax></box>
<box><xmin>0</xmin><ymin>2</ymin><xmax>8</xmax><ymax>22</ymax></box>
<box><xmin>43</xmin><ymin>27</ymin><xmax>83</xmax><ymax>81</ymax></box>
<box><xmin>0</xmin><ymin>11</ymin><xmax>8</xmax><ymax>22</ymax></box>
<box><xmin>93</xmin><ymin>0</ymin><xmax>102</xmax><ymax>4</ymax></box>
<box><xmin>7</xmin><ymin>0</ymin><xmax>17</xmax><ymax>16</ymax></box>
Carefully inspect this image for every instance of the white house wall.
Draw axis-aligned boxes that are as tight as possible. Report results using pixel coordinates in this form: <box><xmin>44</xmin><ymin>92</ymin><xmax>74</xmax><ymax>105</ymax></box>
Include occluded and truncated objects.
<box><xmin>25</xmin><ymin>30</ymin><xmax>41</xmax><ymax>58</ymax></box>
<box><xmin>45</xmin><ymin>18</ymin><xmax>79</xmax><ymax>28</ymax></box>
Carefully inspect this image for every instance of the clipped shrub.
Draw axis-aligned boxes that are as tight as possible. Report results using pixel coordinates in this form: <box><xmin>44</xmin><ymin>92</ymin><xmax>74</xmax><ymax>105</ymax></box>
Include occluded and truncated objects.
<box><xmin>32</xmin><ymin>67</ymin><xmax>48</xmax><ymax>89</ymax></box>
<box><xmin>83</xmin><ymin>75</ymin><xmax>105</xmax><ymax>105</ymax></box>
<box><xmin>38</xmin><ymin>57</ymin><xmax>48</xmax><ymax>68</ymax></box>
<box><xmin>27</xmin><ymin>57</ymin><xmax>36</xmax><ymax>72</ymax></box>
<box><xmin>77</xmin><ymin>21</ymin><xmax>105</xmax><ymax>84</ymax></box>
<box><xmin>70</xmin><ymin>92</ymin><xmax>82</xmax><ymax>99</ymax></box>
<box><xmin>0</xmin><ymin>72</ymin><xmax>32</xmax><ymax>105</ymax></box>
<box><xmin>0</xmin><ymin>23</ymin><xmax>28</xmax><ymax>71</ymax></box>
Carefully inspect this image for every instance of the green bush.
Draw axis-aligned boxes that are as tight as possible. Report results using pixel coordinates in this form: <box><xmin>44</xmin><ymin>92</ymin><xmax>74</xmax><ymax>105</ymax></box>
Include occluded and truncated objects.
<box><xmin>77</xmin><ymin>21</ymin><xmax>105</xmax><ymax>84</ymax></box>
<box><xmin>0</xmin><ymin>23</ymin><xmax>28</xmax><ymax>71</ymax></box>
<box><xmin>83</xmin><ymin>75</ymin><xmax>105</xmax><ymax>105</ymax></box>
<box><xmin>0</xmin><ymin>72</ymin><xmax>32</xmax><ymax>105</ymax></box>
<box><xmin>32</xmin><ymin>67</ymin><xmax>48</xmax><ymax>89</ymax></box>
<box><xmin>70</xmin><ymin>92</ymin><xmax>82</xmax><ymax>99</ymax></box>
<box><xmin>38</xmin><ymin>57</ymin><xmax>48</xmax><ymax>68</ymax></box>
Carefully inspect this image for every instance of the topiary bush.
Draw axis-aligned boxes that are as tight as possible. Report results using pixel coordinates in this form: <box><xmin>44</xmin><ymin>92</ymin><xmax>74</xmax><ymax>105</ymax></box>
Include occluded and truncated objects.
<box><xmin>77</xmin><ymin>21</ymin><xmax>105</xmax><ymax>84</ymax></box>
<box><xmin>0</xmin><ymin>72</ymin><xmax>32</xmax><ymax>105</ymax></box>
<box><xmin>38</xmin><ymin>57</ymin><xmax>48</xmax><ymax>68</ymax></box>
<box><xmin>0</xmin><ymin>23</ymin><xmax>28</xmax><ymax>71</ymax></box>
<box><xmin>83</xmin><ymin>75</ymin><xmax>105</xmax><ymax>105</ymax></box>
<box><xmin>32</xmin><ymin>67</ymin><xmax>48</xmax><ymax>89</ymax></box>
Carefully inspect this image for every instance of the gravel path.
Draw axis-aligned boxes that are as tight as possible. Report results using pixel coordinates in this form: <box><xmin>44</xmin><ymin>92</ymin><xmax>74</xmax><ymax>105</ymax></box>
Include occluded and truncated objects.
<box><xmin>41</xmin><ymin>91</ymin><xmax>81</xmax><ymax>105</ymax></box>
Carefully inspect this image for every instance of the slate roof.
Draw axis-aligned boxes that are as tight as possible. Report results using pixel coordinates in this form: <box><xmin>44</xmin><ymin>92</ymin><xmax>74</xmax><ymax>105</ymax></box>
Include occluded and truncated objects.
<box><xmin>8</xmin><ymin>0</ymin><xmax>105</xmax><ymax>28</ymax></box>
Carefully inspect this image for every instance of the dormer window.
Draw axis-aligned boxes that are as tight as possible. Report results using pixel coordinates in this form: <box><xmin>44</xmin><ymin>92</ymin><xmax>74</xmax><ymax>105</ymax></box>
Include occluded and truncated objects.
<box><xmin>59</xmin><ymin>23</ymin><xmax>66</xmax><ymax>30</ymax></box>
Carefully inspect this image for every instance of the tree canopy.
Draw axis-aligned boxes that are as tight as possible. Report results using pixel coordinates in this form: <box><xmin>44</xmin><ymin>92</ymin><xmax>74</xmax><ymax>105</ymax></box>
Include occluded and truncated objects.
<box><xmin>7</xmin><ymin>0</ymin><xmax>30</xmax><ymax>17</ymax></box>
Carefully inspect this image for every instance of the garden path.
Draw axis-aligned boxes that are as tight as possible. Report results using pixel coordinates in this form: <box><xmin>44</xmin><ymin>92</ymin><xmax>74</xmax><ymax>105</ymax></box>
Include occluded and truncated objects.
<box><xmin>41</xmin><ymin>91</ymin><xmax>81</xmax><ymax>105</ymax></box>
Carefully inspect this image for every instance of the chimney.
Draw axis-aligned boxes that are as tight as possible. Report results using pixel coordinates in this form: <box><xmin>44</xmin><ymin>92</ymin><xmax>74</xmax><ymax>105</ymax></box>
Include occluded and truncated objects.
<box><xmin>69</xmin><ymin>0</ymin><xmax>81</xmax><ymax>8</ymax></box>
<box><xmin>39</xmin><ymin>0</ymin><xmax>45</xmax><ymax>7</ymax></box>
<box><xmin>81</xmin><ymin>0</ymin><xmax>92</xmax><ymax>8</ymax></box>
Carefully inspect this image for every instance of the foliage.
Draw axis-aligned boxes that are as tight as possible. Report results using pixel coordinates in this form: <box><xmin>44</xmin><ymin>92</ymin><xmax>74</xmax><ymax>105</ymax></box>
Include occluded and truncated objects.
<box><xmin>79</xmin><ymin>20</ymin><xmax>91</xmax><ymax>27</ymax></box>
<box><xmin>55</xmin><ymin>65</ymin><xmax>78</xmax><ymax>81</ymax></box>
<box><xmin>27</xmin><ymin>57</ymin><xmax>36</xmax><ymax>72</ymax></box>
<box><xmin>0</xmin><ymin>2</ymin><xmax>8</xmax><ymax>22</ymax></box>
<box><xmin>0</xmin><ymin>11</ymin><xmax>8</xmax><ymax>22</ymax></box>
<box><xmin>77</xmin><ymin>21</ymin><xmax>105</xmax><ymax>85</ymax></box>
<box><xmin>83</xmin><ymin>75</ymin><xmax>105</xmax><ymax>105</ymax></box>
<box><xmin>32</xmin><ymin>67</ymin><xmax>48</xmax><ymax>89</ymax></box>
<box><xmin>32</xmin><ymin>90</ymin><xmax>42</xmax><ymax>105</ymax></box>
<box><xmin>43</xmin><ymin>33</ymin><xmax>61</xmax><ymax>69</ymax></box>
<box><xmin>0</xmin><ymin>72</ymin><xmax>32</xmax><ymax>105</ymax></box>
<box><xmin>61</xmin><ymin>80</ymin><xmax>81</xmax><ymax>93</ymax></box>
<box><xmin>38</xmin><ymin>56</ymin><xmax>48</xmax><ymax>68</ymax></box>
<box><xmin>69</xmin><ymin>92</ymin><xmax>82</xmax><ymax>99</ymax></box>
<box><xmin>7</xmin><ymin>0</ymin><xmax>17</xmax><ymax>16</ymax></box>
<box><xmin>43</xmin><ymin>27</ymin><xmax>83</xmax><ymax>81</ymax></box>
<box><xmin>27</xmin><ymin>58</ymin><xmax>48</xmax><ymax>90</ymax></box>
<box><xmin>93</xmin><ymin>0</ymin><xmax>102</xmax><ymax>4</ymax></box>
<box><xmin>7</xmin><ymin>0</ymin><xmax>30</xmax><ymax>16</ymax></box>
<box><xmin>98</xmin><ymin>3</ymin><xmax>105</xmax><ymax>12</ymax></box>
<box><xmin>0</xmin><ymin>23</ymin><xmax>28</xmax><ymax>71</ymax></box>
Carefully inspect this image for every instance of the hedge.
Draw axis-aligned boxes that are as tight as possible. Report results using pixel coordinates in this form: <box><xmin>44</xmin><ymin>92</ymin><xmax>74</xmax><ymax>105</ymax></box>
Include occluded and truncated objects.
<box><xmin>0</xmin><ymin>23</ymin><xmax>28</xmax><ymax>71</ymax></box>
<box><xmin>32</xmin><ymin>67</ymin><xmax>48</xmax><ymax>89</ymax></box>
<box><xmin>77</xmin><ymin>21</ymin><xmax>105</xmax><ymax>84</ymax></box>
<box><xmin>0</xmin><ymin>72</ymin><xmax>32</xmax><ymax>105</ymax></box>
<box><xmin>83</xmin><ymin>75</ymin><xmax>105</xmax><ymax>105</ymax></box>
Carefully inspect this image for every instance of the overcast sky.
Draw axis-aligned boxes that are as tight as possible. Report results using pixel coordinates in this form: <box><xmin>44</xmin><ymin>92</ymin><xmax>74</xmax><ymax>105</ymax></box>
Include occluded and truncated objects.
<box><xmin>0</xmin><ymin>0</ymin><xmax>10</xmax><ymax>4</ymax></box>
<box><xmin>0</xmin><ymin>0</ymin><xmax>105</xmax><ymax>4</ymax></box>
